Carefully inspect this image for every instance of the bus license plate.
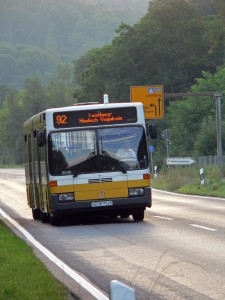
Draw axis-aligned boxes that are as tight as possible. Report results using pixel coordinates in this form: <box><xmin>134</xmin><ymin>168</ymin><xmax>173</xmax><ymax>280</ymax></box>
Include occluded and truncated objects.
<box><xmin>91</xmin><ymin>201</ymin><xmax>113</xmax><ymax>207</ymax></box>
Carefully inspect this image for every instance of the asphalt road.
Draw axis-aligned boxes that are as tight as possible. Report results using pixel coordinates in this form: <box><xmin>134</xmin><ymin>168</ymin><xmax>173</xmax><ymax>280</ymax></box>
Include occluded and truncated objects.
<box><xmin>0</xmin><ymin>168</ymin><xmax>225</xmax><ymax>300</ymax></box>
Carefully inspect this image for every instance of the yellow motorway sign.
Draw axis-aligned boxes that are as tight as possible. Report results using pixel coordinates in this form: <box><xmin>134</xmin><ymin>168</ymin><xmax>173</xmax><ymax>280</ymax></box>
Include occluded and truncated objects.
<box><xmin>130</xmin><ymin>85</ymin><xmax>164</xmax><ymax>119</ymax></box>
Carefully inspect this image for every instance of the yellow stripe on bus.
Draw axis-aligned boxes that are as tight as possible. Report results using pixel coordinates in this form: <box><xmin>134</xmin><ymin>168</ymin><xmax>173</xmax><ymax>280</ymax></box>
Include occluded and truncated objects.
<box><xmin>128</xmin><ymin>178</ymin><xmax>150</xmax><ymax>187</ymax></box>
<box><xmin>49</xmin><ymin>178</ymin><xmax>150</xmax><ymax>201</ymax></box>
<box><xmin>76</xmin><ymin>188</ymin><xmax>128</xmax><ymax>201</ymax></box>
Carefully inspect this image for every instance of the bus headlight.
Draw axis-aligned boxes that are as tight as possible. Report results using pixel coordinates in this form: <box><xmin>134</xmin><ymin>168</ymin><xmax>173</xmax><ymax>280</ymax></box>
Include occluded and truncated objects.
<box><xmin>128</xmin><ymin>188</ymin><xmax>144</xmax><ymax>197</ymax></box>
<box><xmin>58</xmin><ymin>193</ymin><xmax>74</xmax><ymax>202</ymax></box>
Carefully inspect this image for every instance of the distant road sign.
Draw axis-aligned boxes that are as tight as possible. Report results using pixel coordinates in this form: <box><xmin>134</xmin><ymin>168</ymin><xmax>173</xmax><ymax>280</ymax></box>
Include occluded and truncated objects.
<box><xmin>130</xmin><ymin>85</ymin><xmax>164</xmax><ymax>119</ymax></box>
<box><xmin>149</xmin><ymin>145</ymin><xmax>155</xmax><ymax>153</ymax></box>
<box><xmin>167</xmin><ymin>157</ymin><xmax>196</xmax><ymax>166</ymax></box>
<box><xmin>161</xmin><ymin>129</ymin><xmax>172</xmax><ymax>140</ymax></box>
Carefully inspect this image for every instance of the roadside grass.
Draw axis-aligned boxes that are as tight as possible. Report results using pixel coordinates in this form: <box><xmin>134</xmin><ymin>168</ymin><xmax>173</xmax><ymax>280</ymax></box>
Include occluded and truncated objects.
<box><xmin>151</xmin><ymin>165</ymin><xmax>225</xmax><ymax>198</ymax></box>
<box><xmin>0</xmin><ymin>220</ymin><xmax>71</xmax><ymax>300</ymax></box>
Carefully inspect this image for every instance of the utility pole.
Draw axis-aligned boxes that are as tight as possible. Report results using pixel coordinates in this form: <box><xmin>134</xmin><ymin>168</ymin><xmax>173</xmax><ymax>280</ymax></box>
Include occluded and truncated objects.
<box><xmin>215</xmin><ymin>92</ymin><xmax>223</xmax><ymax>175</ymax></box>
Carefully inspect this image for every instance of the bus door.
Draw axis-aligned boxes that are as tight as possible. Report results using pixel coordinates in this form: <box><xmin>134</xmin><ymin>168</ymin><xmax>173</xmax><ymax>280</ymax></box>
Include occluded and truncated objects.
<box><xmin>24</xmin><ymin>133</ymin><xmax>32</xmax><ymax>207</ymax></box>
<box><xmin>26</xmin><ymin>130</ymin><xmax>39</xmax><ymax>209</ymax></box>
<box><xmin>36</xmin><ymin>130</ymin><xmax>48</xmax><ymax>212</ymax></box>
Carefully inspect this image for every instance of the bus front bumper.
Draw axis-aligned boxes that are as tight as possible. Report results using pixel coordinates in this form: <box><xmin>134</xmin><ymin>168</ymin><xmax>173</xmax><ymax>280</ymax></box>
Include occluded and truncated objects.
<box><xmin>50</xmin><ymin>187</ymin><xmax>152</xmax><ymax>217</ymax></box>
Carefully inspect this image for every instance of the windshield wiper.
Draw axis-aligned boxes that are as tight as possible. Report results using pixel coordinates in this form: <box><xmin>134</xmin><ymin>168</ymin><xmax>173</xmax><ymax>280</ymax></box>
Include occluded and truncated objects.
<box><xmin>101</xmin><ymin>152</ymin><xmax>127</xmax><ymax>174</ymax></box>
<box><xmin>73</xmin><ymin>152</ymin><xmax>97</xmax><ymax>177</ymax></box>
<box><xmin>73</xmin><ymin>162</ymin><xmax>87</xmax><ymax>177</ymax></box>
<box><xmin>73</xmin><ymin>151</ymin><xmax>128</xmax><ymax>177</ymax></box>
<box><xmin>116</xmin><ymin>162</ymin><xmax>127</xmax><ymax>174</ymax></box>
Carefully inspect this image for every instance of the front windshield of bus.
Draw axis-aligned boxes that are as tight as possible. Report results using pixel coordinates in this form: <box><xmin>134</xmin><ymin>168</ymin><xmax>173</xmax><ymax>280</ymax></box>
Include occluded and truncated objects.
<box><xmin>48</xmin><ymin>126</ymin><xmax>148</xmax><ymax>176</ymax></box>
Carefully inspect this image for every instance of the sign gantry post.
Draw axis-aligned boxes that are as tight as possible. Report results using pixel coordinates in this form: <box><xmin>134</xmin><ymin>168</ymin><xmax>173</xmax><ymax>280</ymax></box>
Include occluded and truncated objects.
<box><xmin>215</xmin><ymin>92</ymin><xmax>223</xmax><ymax>175</ymax></box>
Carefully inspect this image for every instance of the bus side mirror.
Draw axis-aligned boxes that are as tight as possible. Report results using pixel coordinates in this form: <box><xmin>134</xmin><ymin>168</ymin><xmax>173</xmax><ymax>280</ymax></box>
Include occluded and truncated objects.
<box><xmin>38</xmin><ymin>131</ymin><xmax>46</xmax><ymax>147</ymax></box>
<box><xmin>149</xmin><ymin>124</ymin><xmax>157</xmax><ymax>139</ymax></box>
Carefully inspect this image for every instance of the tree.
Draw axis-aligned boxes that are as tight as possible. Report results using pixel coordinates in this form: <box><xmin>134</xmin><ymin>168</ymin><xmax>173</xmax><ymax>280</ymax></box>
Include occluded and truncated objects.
<box><xmin>0</xmin><ymin>91</ymin><xmax>24</xmax><ymax>164</ymax></box>
<box><xmin>165</xmin><ymin>67</ymin><xmax>225</xmax><ymax>158</ymax></box>
<box><xmin>189</xmin><ymin>0</ymin><xmax>217</xmax><ymax>16</ymax></box>
<box><xmin>47</xmin><ymin>65</ymin><xmax>74</xmax><ymax>107</ymax></box>
<box><xmin>0</xmin><ymin>43</ymin><xmax>63</xmax><ymax>89</ymax></box>
<box><xmin>193</xmin><ymin>116</ymin><xmax>217</xmax><ymax>156</ymax></box>
<box><xmin>137</xmin><ymin>0</ymin><xmax>209</xmax><ymax>92</ymax></box>
<box><xmin>74</xmin><ymin>46</ymin><xmax>114</xmax><ymax>102</ymax></box>
<box><xmin>203</xmin><ymin>0</ymin><xmax>225</xmax><ymax>69</ymax></box>
<box><xmin>22</xmin><ymin>77</ymin><xmax>47</xmax><ymax>119</ymax></box>
<box><xmin>73</xmin><ymin>0</ymin><xmax>210</xmax><ymax>102</ymax></box>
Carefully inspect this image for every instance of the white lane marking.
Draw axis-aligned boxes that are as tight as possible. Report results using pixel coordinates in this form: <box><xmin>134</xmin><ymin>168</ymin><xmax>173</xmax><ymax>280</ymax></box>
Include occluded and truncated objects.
<box><xmin>153</xmin><ymin>215</ymin><xmax>174</xmax><ymax>221</ymax></box>
<box><xmin>190</xmin><ymin>224</ymin><xmax>217</xmax><ymax>232</ymax></box>
<box><xmin>152</xmin><ymin>188</ymin><xmax>225</xmax><ymax>202</ymax></box>
<box><xmin>0</xmin><ymin>208</ymin><xmax>109</xmax><ymax>300</ymax></box>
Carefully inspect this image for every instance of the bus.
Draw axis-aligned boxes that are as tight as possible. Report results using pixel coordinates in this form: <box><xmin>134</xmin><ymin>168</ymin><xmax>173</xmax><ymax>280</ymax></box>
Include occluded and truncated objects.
<box><xmin>23</xmin><ymin>96</ymin><xmax>157</xmax><ymax>225</ymax></box>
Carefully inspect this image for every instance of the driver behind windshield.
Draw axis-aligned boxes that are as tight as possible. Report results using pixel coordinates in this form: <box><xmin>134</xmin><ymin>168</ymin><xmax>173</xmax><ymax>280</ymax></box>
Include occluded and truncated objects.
<box><xmin>116</xmin><ymin>141</ymin><xmax>137</xmax><ymax>161</ymax></box>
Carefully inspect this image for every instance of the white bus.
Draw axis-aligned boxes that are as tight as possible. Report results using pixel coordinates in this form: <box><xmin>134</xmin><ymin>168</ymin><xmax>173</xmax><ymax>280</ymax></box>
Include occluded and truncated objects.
<box><xmin>23</xmin><ymin>97</ymin><xmax>157</xmax><ymax>225</ymax></box>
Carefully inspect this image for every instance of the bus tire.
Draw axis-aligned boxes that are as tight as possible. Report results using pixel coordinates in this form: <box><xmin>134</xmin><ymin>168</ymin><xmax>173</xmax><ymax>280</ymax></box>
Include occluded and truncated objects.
<box><xmin>132</xmin><ymin>209</ymin><xmax>144</xmax><ymax>222</ymax></box>
<box><xmin>32</xmin><ymin>208</ymin><xmax>40</xmax><ymax>220</ymax></box>
<box><xmin>50</xmin><ymin>215</ymin><xmax>61</xmax><ymax>226</ymax></box>
<box><xmin>40</xmin><ymin>210</ymin><xmax>49</xmax><ymax>223</ymax></box>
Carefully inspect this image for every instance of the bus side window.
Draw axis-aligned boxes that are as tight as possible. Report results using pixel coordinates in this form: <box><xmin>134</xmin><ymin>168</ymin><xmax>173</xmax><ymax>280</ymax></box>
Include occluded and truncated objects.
<box><xmin>38</xmin><ymin>131</ymin><xmax>46</xmax><ymax>147</ymax></box>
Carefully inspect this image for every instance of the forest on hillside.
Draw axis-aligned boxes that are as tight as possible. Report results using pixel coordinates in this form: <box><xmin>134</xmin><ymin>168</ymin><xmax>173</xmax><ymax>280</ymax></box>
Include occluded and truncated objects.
<box><xmin>0</xmin><ymin>0</ymin><xmax>147</xmax><ymax>88</ymax></box>
<box><xmin>0</xmin><ymin>0</ymin><xmax>225</xmax><ymax>169</ymax></box>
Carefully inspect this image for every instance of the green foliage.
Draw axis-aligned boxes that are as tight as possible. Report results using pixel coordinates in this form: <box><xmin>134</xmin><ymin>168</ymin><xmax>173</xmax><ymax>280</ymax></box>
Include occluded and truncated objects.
<box><xmin>152</xmin><ymin>166</ymin><xmax>225</xmax><ymax>198</ymax></box>
<box><xmin>48</xmin><ymin>65</ymin><xmax>74</xmax><ymax>107</ymax></box>
<box><xmin>0</xmin><ymin>44</ymin><xmax>63</xmax><ymax>88</ymax></box>
<box><xmin>74</xmin><ymin>0</ymin><xmax>211</xmax><ymax>103</ymax></box>
<box><xmin>0</xmin><ymin>0</ymin><xmax>146</xmax><ymax>89</ymax></box>
<box><xmin>193</xmin><ymin>116</ymin><xmax>217</xmax><ymax>155</ymax></box>
<box><xmin>0</xmin><ymin>220</ymin><xmax>69</xmax><ymax>300</ymax></box>
<box><xmin>75</xmin><ymin>46</ymin><xmax>114</xmax><ymax>102</ymax></box>
<box><xmin>164</xmin><ymin>67</ymin><xmax>225</xmax><ymax>160</ymax></box>
<box><xmin>189</xmin><ymin>0</ymin><xmax>217</xmax><ymax>16</ymax></box>
<box><xmin>152</xmin><ymin>165</ymin><xmax>199</xmax><ymax>191</ymax></box>
<box><xmin>0</xmin><ymin>67</ymin><xmax>75</xmax><ymax>165</ymax></box>
<box><xmin>144</xmin><ymin>0</ymin><xmax>209</xmax><ymax>91</ymax></box>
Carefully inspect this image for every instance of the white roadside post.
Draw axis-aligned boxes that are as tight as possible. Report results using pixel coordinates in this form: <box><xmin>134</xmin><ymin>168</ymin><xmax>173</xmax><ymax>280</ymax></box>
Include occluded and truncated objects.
<box><xmin>200</xmin><ymin>168</ymin><xmax>204</xmax><ymax>185</ymax></box>
<box><xmin>154</xmin><ymin>165</ymin><xmax>157</xmax><ymax>178</ymax></box>
<box><xmin>110</xmin><ymin>280</ymin><xmax>136</xmax><ymax>300</ymax></box>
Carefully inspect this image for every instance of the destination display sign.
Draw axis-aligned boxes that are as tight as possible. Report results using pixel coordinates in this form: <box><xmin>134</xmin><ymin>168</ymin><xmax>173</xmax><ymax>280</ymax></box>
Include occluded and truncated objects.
<box><xmin>53</xmin><ymin>107</ymin><xmax>137</xmax><ymax>128</ymax></box>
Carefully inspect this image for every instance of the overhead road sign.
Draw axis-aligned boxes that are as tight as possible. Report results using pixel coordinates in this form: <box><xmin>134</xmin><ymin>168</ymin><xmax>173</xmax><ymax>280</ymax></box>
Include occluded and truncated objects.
<box><xmin>167</xmin><ymin>157</ymin><xmax>196</xmax><ymax>166</ymax></box>
<box><xmin>130</xmin><ymin>85</ymin><xmax>164</xmax><ymax>119</ymax></box>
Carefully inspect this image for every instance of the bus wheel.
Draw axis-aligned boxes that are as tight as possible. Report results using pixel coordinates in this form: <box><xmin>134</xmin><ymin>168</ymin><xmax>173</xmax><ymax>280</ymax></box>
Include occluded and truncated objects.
<box><xmin>40</xmin><ymin>210</ymin><xmax>49</xmax><ymax>223</ymax></box>
<box><xmin>50</xmin><ymin>215</ymin><xmax>61</xmax><ymax>226</ymax></box>
<box><xmin>132</xmin><ymin>209</ymin><xmax>144</xmax><ymax>222</ymax></box>
<box><xmin>32</xmin><ymin>208</ymin><xmax>40</xmax><ymax>220</ymax></box>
